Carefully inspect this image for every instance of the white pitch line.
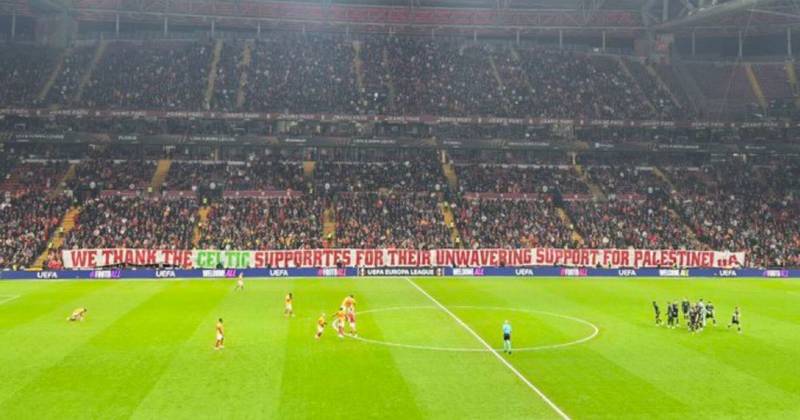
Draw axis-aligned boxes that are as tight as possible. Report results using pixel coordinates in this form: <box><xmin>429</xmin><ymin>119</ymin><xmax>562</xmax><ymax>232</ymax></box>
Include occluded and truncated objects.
<box><xmin>404</xmin><ymin>277</ymin><xmax>571</xmax><ymax>420</ymax></box>
<box><xmin>0</xmin><ymin>295</ymin><xmax>20</xmax><ymax>305</ymax></box>
<box><xmin>351</xmin><ymin>305</ymin><xmax>599</xmax><ymax>353</ymax></box>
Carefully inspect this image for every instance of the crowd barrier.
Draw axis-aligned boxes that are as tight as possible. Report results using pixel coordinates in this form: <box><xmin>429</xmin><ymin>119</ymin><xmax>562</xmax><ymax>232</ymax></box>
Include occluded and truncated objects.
<box><xmin>1</xmin><ymin>267</ymin><xmax>799</xmax><ymax>280</ymax></box>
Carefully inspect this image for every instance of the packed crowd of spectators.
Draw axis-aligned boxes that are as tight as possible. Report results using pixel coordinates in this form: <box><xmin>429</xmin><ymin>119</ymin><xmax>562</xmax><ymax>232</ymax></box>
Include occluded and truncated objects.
<box><xmin>0</xmin><ymin>155</ymin><xmax>19</xmax><ymax>184</ymax></box>
<box><xmin>0</xmin><ymin>37</ymin><xmax>691</xmax><ymax>120</ymax></box>
<box><xmin>63</xmin><ymin>196</ymin><xmax>198</xmax><ymax>249</ymax></box>
<box><xmin>456</xmin><ymin>165</ymin><xmax>588</xmax><ymax>194</ymax></box>
<box><xmin>585</xmin><ymin>166</ymin><xmax>667</xmax><ymax>196</ymax></box>
<box><xmin>69</xmin><ymin>160</ymin><xmax>156</xmax><ymax>191</ymax></box>
<box><xmin>667</xmin><ymin>162</ymin><xmax>800</xmax><ymax>267</ymax></box>
<box><xmin>244</xmin><ymin>34</ymin><xmax>359</xmax><ymax>114</ymax></box>
<box><xmin>163</xmin><ymin>162</ymin><xmax>229</xmax><ymax>191</ymax></box>
<box><xmin>81</xmin><ymin>41</ymin><xmax>211</xmax><ymax>110</ymax></box>
<box><xmin>0</xmin><ymin>161</ymin><xmax>69</xmax><ymax>192</ymax></box>
<box><xmin>567</xmin><ymin>197</ymin><xmax>693</xmax><ymax>250</ymax></box>
<box><xmin>44</xmin><ymin>46</ymin><xmax>95</xmax><ymax>106</ymax></box>
<box><xmin>334</xmin><ymin>193</ymin><xmax>452</xmax><ymax>249</ymax></box>
<box><xmin>454</xmin><ymin>197</ymin><xmax>573</xmax><ymax>249</ymax></box>
<box><xmin>211</xmin><ymin>42</ymin><xmax>244</xmax><ymax>111</ymax></box>
<box><xmin>516</xmin><ymin>49</ymin><xmax>654</xmax><ymax>120</ymax></box>
<box><xmin>225</xmin><ymin>161</ymin><xmax>307</xmax><ymax>191</ymax></box>
<box><xmin>314</xmin><ymin>159</ymin><xmax>447</xmax><ymax>194</ymax></box>
<box><xmin>358</xmin><ymin>38</ymin><xmax>392</xmax><ymax>115</ymax></box>
<box><xmin>0</xmin><ymin>145</ymin><xmax>797</xmax><ymax>268</ymax></box>
<box><xmin>0</xmin><ymin>193</ymin><xmax>70</xmax><ymax>269</ymax></box>
<box><xmin>625</xmin><ymin>60</ymin><xmax>683</xmax><ymax>120</ymax></box>
<box><xmin>0</xmin><ymin>45</ymin><xmax>57</xmax><ymax>106</ymax></box>
<box><xmin>199</xmin><ymin>197</ymin><xmax>324</xmax><ymax>250</ymax></box>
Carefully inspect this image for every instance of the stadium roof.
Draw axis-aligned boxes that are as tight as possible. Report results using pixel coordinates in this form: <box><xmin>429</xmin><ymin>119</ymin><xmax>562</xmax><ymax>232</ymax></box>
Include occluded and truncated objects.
<box><xmin>12</xmin><ymin>0</ymin><xmax>800</xmax><ymax>36</ymax></box>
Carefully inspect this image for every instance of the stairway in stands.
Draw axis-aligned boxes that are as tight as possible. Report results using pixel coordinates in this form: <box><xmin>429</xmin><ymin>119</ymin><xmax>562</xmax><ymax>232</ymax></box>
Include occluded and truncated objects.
<box><xmin>323</xmin><ymin>208</ymin><xmax>337</xmax><ymax>246</ymax></box>
<box><xmin>205</xmin><ymin>39</ymin><xmax>224</xmax><ymax>110</ymax></box>
<box><xmin>382</xmin><ymin>45</ymin><xmax>397</xmax><ymax>107</ymax></box>
<box><xmin>193</xmin><ymin>206</ymin><xmax>210</xmax><ymax>247</ymax></box>
<box><xmin>652</xmin><ymin>167</ymin><xmax>705</xmax><ymax>249</ymax></box>
<box><xmin>50</xmin><ymin>163</ymin><xmax>77</xmax><ymax>198</ymax></box>
<box><xmin>439</xmin><ymin>154</ymin><xmax>463</xmax><ymax>247</ymax></box>
<box><xmin>302</xmin><ymin>161</ymin><xmax>315</xmax><ymax>180</ymax></box>
<box><xmin>509</xmin><ymin>46</ymin><xmax>538</xmax><ymax>100</ymax></box>
<box><xmin>439</xmin><ymin>200</ymin><xmax>463</xmax><ymax>247</ymax></box>
<box><xmin>149</xmin><ymin>159</ymin><xmax>172</xmax><ymax>191</ymax></box>
<box><xmin>352</xmin><ymin>41</ymin><xmax>366</xmax><ymax>94</ymax></box>
<box><xmin>744</xmin><ymin>63</ymin><xmax>768</xmax><ymax>111</ymax></box>
<box><xmin>784</xmin><ymin>62</ymin><xmax>800</xmax><ymax>108</ymax></box>
<box><xmin>74</xmin><ymin>41</ymin><xmax>108</xmax><ymax>103</ymax></box>
<box><xmin>573</xmin><ymin>165</ymin><xmax>605</xmax><ymax>201</ymax></box>
<box><xmin>487</xmin><ymin>51</ymin><xmax>514</xmax><ymax>115</ymax></box>
<box><xmin>617</xmin><ymin>57</ymin><xmax>656</xmax><ymax>114</ymax></box>
<box><xmin>555</xmin><ymin>207</ymin><xmax>583</xmax><ymax>245</ymax></box>
<box><xmin>32</xmin><ymin>206</ymin><xmax>81</xmax><ymax>269</ymax></box>
<box><xmin>441</xmin><ymin>161</ymin><xmax>459</xmax><ymax>192</ymax></box>
<box><xmin>645</xmin><ymin>63</ymin><xmax>684</xmax><ymax>110</ymax></box>
<box><xmin>236</xmin><ymin>40</ymin><xmax>254</xmax><ymax>109</ymax></box>
<box><xmin>38</xmin><ymin>47</ymin><xmax>71</xmax><ymax>103</ymax></box>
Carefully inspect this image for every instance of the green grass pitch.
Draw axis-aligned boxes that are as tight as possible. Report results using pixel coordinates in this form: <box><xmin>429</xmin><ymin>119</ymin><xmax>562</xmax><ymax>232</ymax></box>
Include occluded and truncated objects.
<box><xmin>1</xmin><ymin>276</ymin><xmax>799</xmax><ymax>419</ymax></box>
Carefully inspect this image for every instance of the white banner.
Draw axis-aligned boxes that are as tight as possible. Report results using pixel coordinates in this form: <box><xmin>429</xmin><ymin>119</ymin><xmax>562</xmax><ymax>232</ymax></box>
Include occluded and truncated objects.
<box><xmin>61</xmin><ymin>248</ymin><xmax>746</xmax><ymax>270</ymax></box>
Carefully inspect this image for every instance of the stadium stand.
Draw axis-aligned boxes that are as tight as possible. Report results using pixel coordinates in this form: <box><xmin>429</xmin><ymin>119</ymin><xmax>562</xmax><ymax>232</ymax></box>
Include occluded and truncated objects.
<box><xmin>0</xmin><ymin>45</ymin><xmax>57</xmax><ymax>106</ymax></box>
<box><xmin>333</xmin><ymin>193</ymin><xmax>452</xmax><ymax>249</ymax></box>
<box><xmin>199</xmin><ymin>197</ymin><xmax>325</xmax><ymax>251</ymax></box>
<box><xmin>0</xmin><ymin>37</ymin><xmax>696</xmax><ymax>119</ymax></box>
<box><xmin>81</xmin><ymin>41</ymin><xmax>211</xmax><ymax>110</ymax></box>
<box><xmin>63</xmin><ymin>196</ymin><xmax>198</xmax><ymax>250</ymax></box>
<box><xmin>0</xmin><ymin>193</ymin><xmax>70</xmax><ymax>269</ymax></box>
<box><xmin>1</xmin><ymin>32</ymin><xmax>799</xmax><ymax>270</ymax></box>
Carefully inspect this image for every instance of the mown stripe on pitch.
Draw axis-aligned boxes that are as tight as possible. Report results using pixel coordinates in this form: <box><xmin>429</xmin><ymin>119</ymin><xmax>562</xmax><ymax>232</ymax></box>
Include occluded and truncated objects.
<box><xmin>0</xmin><ymin>281</ymin><xmax>229</xmax><ymax>419</ymax></box>
<box><xmin>0</xmin><ymin>281</ymin><xmax>168</xmax><ymax>409</ymax></box>
<box><xmin>130</xmin><ymin>281</ymin><xmax>293</xmax><ymax>419</ymax></box>
<box><xmin>543</xmin><ymin>278</ymin><xmax>797</xmax><ymax>417</ymax></box>
<box><xmin>0</xmin><ymin>281</ymin><xmax>115</xmax><ymax>330</ymax></box>
<box><xmin>275</xmin><ymin>278</ymin><xmax>426</xmax><ymax>419</ymax></box>
<box><xmin>420</xmin><ymin>277</ymin><xmax>690</xmax><ymax>418</ymax></box>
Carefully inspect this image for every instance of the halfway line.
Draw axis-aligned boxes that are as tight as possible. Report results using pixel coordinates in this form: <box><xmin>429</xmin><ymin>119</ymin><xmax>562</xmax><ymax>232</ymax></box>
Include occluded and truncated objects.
<box><xmin>403</xmin><ymin>277</ymin><xmax>571</xmax><ymax>420</ymax></box>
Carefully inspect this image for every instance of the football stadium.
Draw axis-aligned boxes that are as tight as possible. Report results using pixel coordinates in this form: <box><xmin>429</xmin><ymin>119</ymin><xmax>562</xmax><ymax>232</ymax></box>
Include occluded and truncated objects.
<box><xmin>1</xmin><ymin>0</ymin><xmax>799</xmax><ymax>418</ymax></box>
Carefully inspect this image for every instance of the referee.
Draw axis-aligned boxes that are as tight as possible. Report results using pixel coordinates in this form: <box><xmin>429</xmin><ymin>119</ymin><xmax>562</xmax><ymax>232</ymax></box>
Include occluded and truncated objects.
<box><xmin>502</xmin><ymin>320</ymin><xmax>512</xmax><ymax>354</ymax></box>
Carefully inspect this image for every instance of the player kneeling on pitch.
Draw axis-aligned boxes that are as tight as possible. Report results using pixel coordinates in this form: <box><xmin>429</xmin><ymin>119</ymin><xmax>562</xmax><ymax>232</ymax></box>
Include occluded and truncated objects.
<box><xmin>68</xmin><ymin>307</ymin><xmax>87</xmax><ymax>321</ymax></box>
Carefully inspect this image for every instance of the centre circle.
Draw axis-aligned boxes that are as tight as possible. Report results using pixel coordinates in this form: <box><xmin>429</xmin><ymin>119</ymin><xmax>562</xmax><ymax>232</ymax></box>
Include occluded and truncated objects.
<box><xmin>345</xmin><ymin>306</ymin><xmax>599</xmax><ymax>353</ymax></box>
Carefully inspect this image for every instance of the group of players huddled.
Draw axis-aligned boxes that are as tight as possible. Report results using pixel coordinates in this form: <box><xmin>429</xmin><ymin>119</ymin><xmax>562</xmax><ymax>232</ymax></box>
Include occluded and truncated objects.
<box><xmin>315</xmin><ymin>295</ymin><xmax>357</xmax><ymax>340</ymax></box>
<box><xmin>653</xmin><ymin>299</ymin><xmax>742</xmax><ymax>333</ymax></box>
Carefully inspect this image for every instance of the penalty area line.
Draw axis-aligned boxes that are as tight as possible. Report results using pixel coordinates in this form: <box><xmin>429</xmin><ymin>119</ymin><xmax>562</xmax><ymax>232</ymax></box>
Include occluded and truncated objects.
<box><xmin>403</xmin><ymin>277</ymin><xmax>571</xmax><ymax>420</ymax></box>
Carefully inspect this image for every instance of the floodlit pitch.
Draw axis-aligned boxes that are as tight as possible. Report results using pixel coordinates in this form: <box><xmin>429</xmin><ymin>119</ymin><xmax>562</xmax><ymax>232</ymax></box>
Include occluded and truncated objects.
<box><xmin>0</xmin><ymin>277</ymin><xmax>798</xmax><ymax>419</ymax></box>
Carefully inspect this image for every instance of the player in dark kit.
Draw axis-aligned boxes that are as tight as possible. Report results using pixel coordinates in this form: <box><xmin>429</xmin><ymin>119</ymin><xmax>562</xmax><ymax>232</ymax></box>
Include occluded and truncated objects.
<box><xmin>681</xmin><ymin>298</ymin><xmax>690</xmax><ymax>324</ymax></box>
<box><xmin>665</xmin><ymin>301</ymin><xmax>675</xmax><ymax>328</ymax></box>
<box><xmin>728</xmin><ymin>306</ymin><xmax>742</xmax><ymax>333</ymax></box>
<box><xmin>705</xmin><ymin>301</ymin><xmax>717</xmax><ymax>326</ymax></box>
<box><xmin>652</xmin><ymin>301</ymin><xmax>662</xmax><ymax>326</ymax></box>
<box><xmin>669</xmin><ymin>301</ymin><xmax>680</xmax><ymax>329</ymax></box>
<box><xmin>688</xmin><ymin>306</ymin><xmax>700</xmax><ymax>333</ymax></box>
